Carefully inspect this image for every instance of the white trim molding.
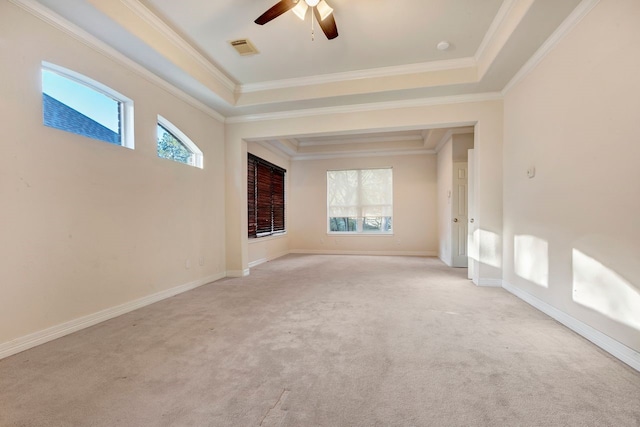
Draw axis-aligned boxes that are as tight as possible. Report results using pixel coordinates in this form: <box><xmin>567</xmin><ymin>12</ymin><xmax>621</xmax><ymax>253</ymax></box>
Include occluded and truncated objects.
<box><xmin>477</xmin><ymin>278</ymin><xmax>504</xmax><ymax>287</ymax></box>
<box><xmin>475</xmin><ymin>0</ymin><xmax>534</xmax><ymax>79</ymax></box>
<box><xmin>8</xmin><ymin>0</ymin><xmax>226</xmax><ymax>123</ymax></box>
<box><xmin>0</xmin><ymin>273</ymin><xmax>225</xmax><ymax>360</ymax></box>
<box><xmin>120</xmin><ymin>0</ymin><xmax>236</xmax><ymax>93</ymax></box>
<box><xmin>292</xmin><ymin>149</ymin><xmax>436</xmax><ymax>162</ymax></box>
<box><xmin>290</xmin><ymin>250</ymin><xmax>437</xmax><ymax>257</ymax></box>
<box><xmin>434</xmin><ymin>127</ymin><xmax>476</xmax><ymax>154</ymax></box>
<box><xmin>502</xmin><ymin>0</ymin><xmax>600</xmax><ymax>95</ymax></box>
<box><xmin>503</xmin><ymin>281</ymin><xmax>640</xmax><ymax>373</ymax></box>
<box><xmin>474</xmin><ymin>0</ymin><xmax>517</xmax><ymax>63</ymax></box>
<box><xmin>248</xmin><ymin>258</ymin><xmax>268</xmax><ymax>269</ymax></box>
<box><xmin>226</xmin><ymin>269</ymin><xmax>251</xmax><ymax>278</ymax></box>
<box><xmin>226</xmin><ymin>93</ymin><xmax>503</xmax><ymax>124</ymax></box>
<box><xmin>248</xmin><ymin>250</ymin><xmax>290</xmax><ymax>269</ymax></box>
<box><xmin>239</xmin><ymin>58</ymin><xmax>476</xmax><ymax>94</ymax></box>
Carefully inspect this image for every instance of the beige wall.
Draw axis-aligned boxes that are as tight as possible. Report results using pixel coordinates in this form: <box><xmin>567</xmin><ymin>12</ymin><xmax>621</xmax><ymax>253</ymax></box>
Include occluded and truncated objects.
<box><xmin>226</xmin><ymin>99</ymin><xmax>503</xmax><ymax>277</ymax></box>
<box><xmin>0</xmin><ymin>3</ymin><xmax>226</xmax><ymax>346</ymax></box>
<box><xmin>453</xmin><ymin>134</ymin><xmax>474</xmax><ymax>162</ymax></box>
<box><xmin>246</xmin><ymin>143</ymin><xmax>291</xmax><ymax>266</ymax></box>
<box><xmin>289</xmin><ymin>154</ymin><xmax>437</xmax><ymax>255</ymax></box>
<box><xmin>2</xmin><ymin>0</ymin><xmax>505</xmax><ymax>355</ymax></box>
<box><xmin>437</xmin><ymin>138</ymin><xmax>454</xmax><ymax>264</ymax></box>
<box><xmin>503</xmin><ymin>0</ymin><xmax>640</xmax><ymax>352</ymax></box>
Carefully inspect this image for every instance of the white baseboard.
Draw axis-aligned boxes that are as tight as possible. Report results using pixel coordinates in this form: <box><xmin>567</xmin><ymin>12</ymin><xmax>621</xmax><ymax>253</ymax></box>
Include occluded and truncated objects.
<box><xmin>478</xmin><ymin>278</ymin><xmax>503</xmax><ymax>287</ymax></box>
<box><xmin>0</xmin><ymin>273</ymin><xmax>225</xmax><ymax>360</ymax></box>
<box><xmin>248</xmin><ymin>258</ymin><xmax>267</xmax><ymax>268</ymax></box>
<box><xmin>226</xmin><ymin>269</ymin><xmax>250</xmax><ymax>278</ymax></box>
<box><xmin>502</xmin><ymin>281</ymin><xmax>640</xmax><ymax>373</ymax></box>
<box><xmin>290</xmin><ymin>249</ymin><xmax>437</xmax><ymax>257</ymax></box>
<box><xmin>248</xmin><ymin>251</ymin><xmax>290</xmax><ymax>269</ymax></box>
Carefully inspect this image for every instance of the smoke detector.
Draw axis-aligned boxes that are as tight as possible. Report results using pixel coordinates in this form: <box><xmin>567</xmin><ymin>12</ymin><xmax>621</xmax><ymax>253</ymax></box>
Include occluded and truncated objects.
<box><xmin>437</xmin><ymin>41</ymin><xmax>450</xmax><ymax>51</ymax></box>
<box><xmin>229</xmin><ymin>39</ymin><xmax>259</xmax><ymax>56</ymax></box>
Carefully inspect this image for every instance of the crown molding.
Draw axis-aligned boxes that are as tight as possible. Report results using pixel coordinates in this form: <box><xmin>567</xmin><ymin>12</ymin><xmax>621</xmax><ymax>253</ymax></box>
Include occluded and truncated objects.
<box><xmin>120</xmin><ymin>0</ymin><xmax>236</xmax><ymax>93</ymax></box>
<box><xmin>292</xmin><ymin>149</ymin><xmax>436</xmax><ymax>162</ymax></box>
<box><xmin>502</xmin><ymin>0</ymin><xmax>600</xmax><ymax>95</ymax></box>
<box><xmin>226</xmin><ymin>92</ymin><xmax>502</xmax><ymax>124</ymax></box>
<box><xmin>297</xmin><ymin>134</ymin><xmax>424</xmax><ymax>147</ymax></box>
<box><xmin>434</xmin><ymin>130</ymin><xmax>454</xmax><ymax>154</ymax></box>
<box><xmin>8</xmin><ymin>0</ymin><xmax>226</xmax><ymax>123</ymax></box>
<box><xmin>257</xmin><ymin>138</ymin><xmax>435</xmax><ymax>161</ymax></box>
<box><xmin>476</xmin><ymin>0</ymin><xmax>535</xmax><ymax>80</ymax></box>
<box><xmin>434</xmin><ymin>127</ymin><xmax>475</xmax><ymax>154</ymax></box>
<box><xmin>256</xmin><ymin>140</ymin><xmax>294</xmax><ymax>159</ymax></box>
<box><xmin>474</xmin><ymin>0</ymin><xmax>516</xmax><ymax>62</ymax></box>
<box><xmin>421</xmin><ymin>130</ymin><xmax>430</xmax><ymax>146</ymax></box>
<box><xmin>238</xmin><ymin>57</ymin><xmax>477</xmax><ymax>94</ymax></box>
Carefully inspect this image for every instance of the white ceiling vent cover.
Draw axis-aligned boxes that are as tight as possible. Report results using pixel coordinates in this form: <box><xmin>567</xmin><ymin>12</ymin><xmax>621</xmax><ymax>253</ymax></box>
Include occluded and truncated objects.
<box><xmin>229</xmin><ymin>39</ymin><xmax>259</xmax><ymax>56</ymax></box>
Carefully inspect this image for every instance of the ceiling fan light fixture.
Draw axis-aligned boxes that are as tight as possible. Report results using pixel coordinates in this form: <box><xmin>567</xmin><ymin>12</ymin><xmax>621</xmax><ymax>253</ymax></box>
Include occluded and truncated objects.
<box><xmin>316</xmin><ymin>0</ymin><xmax>333</xmax><ymax>20</ymax></box>
<box><xmin>305</xmin><ymin>0</ymin><xmax>320</xmax><ymax>7</ymax></box>
<box><xmin>292</xmin><ymin>0</ymin><xmax>308</xmax><ymax>20</ymax></box>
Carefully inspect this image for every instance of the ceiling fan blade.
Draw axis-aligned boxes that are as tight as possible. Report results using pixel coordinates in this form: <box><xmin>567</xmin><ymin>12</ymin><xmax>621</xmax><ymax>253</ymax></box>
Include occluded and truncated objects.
<box><xmin>313</xmin><ymin>7</ymin><xmax>338</xmax><ymax>40</ymax></box>
<box><xmin>255</xmin><ymin>0</ymin><xmax>297</xmax><ymax>25</ymax></box>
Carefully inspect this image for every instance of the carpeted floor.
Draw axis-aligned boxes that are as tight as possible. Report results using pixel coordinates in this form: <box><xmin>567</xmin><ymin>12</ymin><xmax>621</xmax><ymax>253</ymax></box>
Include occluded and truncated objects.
<box><xmin>1</xmin><ymin>255</ymin><xmax>639</xmax><ymax>426</ymax></box>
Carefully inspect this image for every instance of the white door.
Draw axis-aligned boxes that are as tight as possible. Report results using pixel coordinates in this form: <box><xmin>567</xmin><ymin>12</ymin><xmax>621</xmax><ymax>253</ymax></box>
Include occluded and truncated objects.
<box><xmin>467</xmin><ymin>149</ymin><xmax>479</xmax><ymax>283</ymax></box>
<box><xmin>451</xmin><ymin>163</ymin><xmax>468</xmax><ymax>267</ymax></box>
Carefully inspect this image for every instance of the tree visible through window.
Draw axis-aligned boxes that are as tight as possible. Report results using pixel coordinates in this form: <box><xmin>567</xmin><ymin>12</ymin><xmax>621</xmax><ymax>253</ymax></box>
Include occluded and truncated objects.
<box><xmin>327</xmin><ymin>168</ymin><xmax>393</xmax><ymax>233</ymax></box>
<box><xmin>157</xmin><ymin>124</ymin><xmax>192</xmax><ymax>165</ymax></box>
<box><xmin>156</xmin><ymin>116</ymin><xmax>203</xmax><ymax>168</ymax></box>
<box><xmin>248</xmin><ymin>154</ymin><xmax>286</xmax><ymax>238</ymax></box>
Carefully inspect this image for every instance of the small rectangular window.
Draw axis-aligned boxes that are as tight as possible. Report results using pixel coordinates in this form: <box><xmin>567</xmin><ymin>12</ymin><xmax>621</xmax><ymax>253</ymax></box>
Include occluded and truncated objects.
<box><xmin>248</xmin><ymin>154</ymin><xmax>286</xmax><ymax>238</ymax></box>
<box><xmin>327</xmin><ymin>168</ymin><xmax>393</xmax><ymax>234</ymax></box>
<box><xmin>41</xmin><ymin>62</ymin><xmax>133</xmax><ymax>148</ymax></box>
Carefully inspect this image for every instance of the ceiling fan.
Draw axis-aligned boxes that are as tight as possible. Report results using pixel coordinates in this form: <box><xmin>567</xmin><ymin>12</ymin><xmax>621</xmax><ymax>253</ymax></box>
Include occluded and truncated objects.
<box><xmin>255</xmin><ymin>0</ymin><xmax>339</xmax><ymax>40</ymax></box>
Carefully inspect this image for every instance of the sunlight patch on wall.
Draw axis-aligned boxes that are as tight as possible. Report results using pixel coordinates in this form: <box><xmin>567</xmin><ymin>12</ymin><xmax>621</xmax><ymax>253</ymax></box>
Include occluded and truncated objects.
<box><xmin>514</xmin><ymin>235</ymin><xmax>549</xmax><ymax>288</ymax></box>
<box><xmin>470</xmin><ymin>229</ymin><xmax>501</xmax><ymax>268</ymax></box>
<box><xmin>573</xmin><ymin>249</ymin><xmax>640</xmax><ymax>331</ymax></box>
<box><xmin>468</xmin><ymin>229</ymin><xmax>478</xmax><ymax>262</ymax></box>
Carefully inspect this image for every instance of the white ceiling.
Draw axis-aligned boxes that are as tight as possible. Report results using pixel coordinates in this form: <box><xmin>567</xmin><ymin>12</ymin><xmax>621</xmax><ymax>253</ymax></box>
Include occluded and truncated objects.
<box><xmin>29</xmin><ymin>0</ymin><xmax>583</xmax><ymax>157</ymax></box>
<box><xmin>140</xmin><ymin>0</ymin><xmax>504</xmax><ymax>84</ymax></box>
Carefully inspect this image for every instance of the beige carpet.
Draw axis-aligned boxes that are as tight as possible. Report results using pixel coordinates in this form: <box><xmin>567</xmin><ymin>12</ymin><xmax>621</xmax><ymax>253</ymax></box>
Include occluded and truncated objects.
<box><xmin>1</xmin><ymin>255</ymin><xmax>639</xmax><ymax>426</ymax></box>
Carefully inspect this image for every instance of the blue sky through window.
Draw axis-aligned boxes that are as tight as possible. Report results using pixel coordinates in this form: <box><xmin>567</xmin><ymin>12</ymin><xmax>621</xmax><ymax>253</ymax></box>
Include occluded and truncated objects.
<box><xmin>42</xmin><ymin>69</ymin><xmax>120</xmax><ymax>133</ymax></box>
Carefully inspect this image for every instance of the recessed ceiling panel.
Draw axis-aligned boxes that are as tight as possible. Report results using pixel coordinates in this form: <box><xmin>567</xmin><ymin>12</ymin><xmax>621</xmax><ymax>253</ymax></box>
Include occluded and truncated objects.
<box><xmin>141</xmin><ymin>0</ymin><xmax>504</xmax><ymax>84</ymax></box>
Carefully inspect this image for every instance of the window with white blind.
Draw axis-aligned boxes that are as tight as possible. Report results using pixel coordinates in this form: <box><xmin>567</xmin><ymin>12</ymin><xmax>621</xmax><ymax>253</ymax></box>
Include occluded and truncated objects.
<box><xmin>248</xmin><ymin>154</ymin><xmax>286</xmax><ymax>238</ymax></box>
<box><xmin>327</xmin><ymin>168</ymin><xmax>393</xmax><ymax>234</ymax></box>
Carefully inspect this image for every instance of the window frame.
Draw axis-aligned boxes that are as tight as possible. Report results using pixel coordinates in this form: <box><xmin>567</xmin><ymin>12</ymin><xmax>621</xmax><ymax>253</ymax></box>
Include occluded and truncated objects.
<box><xmin>326</xmin><ymin>167</ymin><xmax>394</xmax><ymax>235</ymax></box>
<box><xmin>41</xmin><ymin>61</ymin><xmax>134</xmax><ymax>149</ymax></box>
<box><xmin>156</xmin><ymin>115</ymin><xmax>203</xmax><ymax>168</ymax></box>
<box><xmin>248</xmin><ymin>153</ymin><xmax>286</xmax><ymax>239</ymax></box>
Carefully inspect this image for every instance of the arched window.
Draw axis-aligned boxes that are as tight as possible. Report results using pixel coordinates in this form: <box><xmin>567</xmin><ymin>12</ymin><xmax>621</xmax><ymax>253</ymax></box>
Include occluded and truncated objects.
<box><xmin>156</xmin><ymin>115</ymin><xmax>203</xmax><ymax>168</ymax></box>
<box><xmin>41</xmin><ymin>62</ymin><xmax>134</xmax><ymax>148</ymax></box>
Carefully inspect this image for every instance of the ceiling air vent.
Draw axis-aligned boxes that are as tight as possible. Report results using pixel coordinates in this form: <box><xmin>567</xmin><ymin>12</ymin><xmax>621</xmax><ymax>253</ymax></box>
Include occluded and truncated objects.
<box><xmin>229</xmin><ymin>39</ymin><xmax>259</xmax><ymax>56</ymax></box>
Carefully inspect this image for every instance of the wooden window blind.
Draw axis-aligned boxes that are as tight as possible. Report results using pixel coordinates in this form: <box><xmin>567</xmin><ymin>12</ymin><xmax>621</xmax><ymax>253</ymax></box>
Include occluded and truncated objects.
<box><xmin>248</xmin><ymin>154</ymin><xmax>286</xmax><ymax>238</ymax></box>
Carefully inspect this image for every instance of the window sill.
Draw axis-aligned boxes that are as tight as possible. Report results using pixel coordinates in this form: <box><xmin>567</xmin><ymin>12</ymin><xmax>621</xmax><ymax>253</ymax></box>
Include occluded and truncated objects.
<box><xmin>327</xmin><ymin>232</ymin><xmax>394</xmax><ymax>237</ymax></box>
<box><xmin>248</xmin><ymin>233</ymin><xmax>288</xmax><ymax>244</ymax></box>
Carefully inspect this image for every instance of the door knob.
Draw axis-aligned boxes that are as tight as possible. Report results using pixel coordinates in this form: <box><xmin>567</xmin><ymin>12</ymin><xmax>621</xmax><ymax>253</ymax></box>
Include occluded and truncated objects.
<box><xmin>453</xmin><ymin>218</ymin><xmax>459</xmax><ymax>223</ymax></box>
<box><xmin>470</xmin><ymin>218</ymin><xmax>475</xmax><ymax>223</ymax></box>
